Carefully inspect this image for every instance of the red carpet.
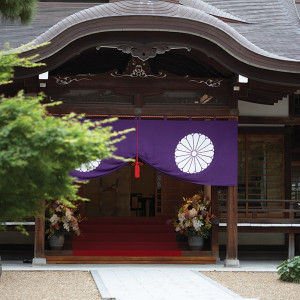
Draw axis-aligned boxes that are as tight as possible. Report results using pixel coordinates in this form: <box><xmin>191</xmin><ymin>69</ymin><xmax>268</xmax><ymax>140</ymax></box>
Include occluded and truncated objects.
<box><xmin>72</xmin><ymin>217</ymin><xmax>182</xmax><ymax>256</ymax></box>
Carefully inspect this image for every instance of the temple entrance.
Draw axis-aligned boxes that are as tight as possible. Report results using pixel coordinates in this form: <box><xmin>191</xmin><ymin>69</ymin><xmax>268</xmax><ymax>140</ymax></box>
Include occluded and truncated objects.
<box><xmin>82</xmin><ymin>163</ymin><xmax>155</xmax><ymax>218</ymax></box>
<box><xmin>80</xmin><ymin>162</ymin><xmax>202</xmax><ymax>219</ymax></box>
<box><xmin>57</xmin><ymin>163</ymin><xmax>212</xmax><ymax>263</ymax></box>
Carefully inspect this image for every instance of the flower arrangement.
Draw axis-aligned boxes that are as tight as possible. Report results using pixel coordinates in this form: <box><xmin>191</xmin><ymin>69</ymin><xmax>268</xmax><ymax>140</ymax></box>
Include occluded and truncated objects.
<box><xmin>46</xmin><ymin>200</ymin><xmax>82</xmax><ymax>238</ymax></box>
<box><xmin>173</xmin><ymin>193</ymin><xmax>215</xmax><ymax>238</ymax></box>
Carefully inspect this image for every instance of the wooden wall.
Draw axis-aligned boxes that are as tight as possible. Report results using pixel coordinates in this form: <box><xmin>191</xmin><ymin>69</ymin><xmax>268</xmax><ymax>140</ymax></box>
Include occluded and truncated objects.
<box><xmin>161</xmin><ymin>174</ymin><xmax>203</xmax><ymax>218</ymax></box>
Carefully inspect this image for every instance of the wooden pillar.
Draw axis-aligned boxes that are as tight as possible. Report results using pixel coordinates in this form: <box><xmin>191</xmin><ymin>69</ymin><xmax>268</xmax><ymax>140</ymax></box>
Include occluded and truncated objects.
<box><xmin>204</xmin><ymin>185</ymin><xmax>211</xmax><ymax>203</ymax></box>
<box><xmin>225</xmin><ymin>186</ymin><xmax>240</xmax><ymax>267</ymax></box>
<box><xmin>285</xmin><ymin>127</ymin><xmax>293</xmax><ymax>257</ymax></box>
<box><xmin>210</xmin><ymin>186</ymin><xmax>219</xmax><ymax>260</ymax></box>
<box><xmin>33</xmin><ymin>204</ymin><xmax>46</xmax><ymax>265</ymax></box>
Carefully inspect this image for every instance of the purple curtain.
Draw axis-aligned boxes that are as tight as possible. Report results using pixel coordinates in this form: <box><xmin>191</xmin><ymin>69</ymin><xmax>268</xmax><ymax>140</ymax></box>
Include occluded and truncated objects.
<box><xmin>70</xmin><ymin>118</ymin><xmax>238</xmax><ymax>186</ymax></box>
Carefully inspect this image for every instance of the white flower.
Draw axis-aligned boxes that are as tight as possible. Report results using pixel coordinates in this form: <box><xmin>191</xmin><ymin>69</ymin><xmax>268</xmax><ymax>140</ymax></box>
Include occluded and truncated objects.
<box><xmin>189</xmin><ymin>208</ymin><xmax>198</xmax><ymax>218</ymax></box>
<box><xmin>65</xmin><ymin>208</ymin><xmax>72</xmax><ymax>220</ymax></box>
<box><xmin>199</xmin><ymin>204</ymin><xmax>205</xmax><ymax>211</ymax></box>
<box><xmin>178</xmin><ymin>213</ymin><xmax>185</xmax><ymax>223</ymax></box>
<box><xmin>63</xmin><ymin>221</ymin><xmax>70</xmax><ymax>232</ymax></box>
<box><xmin>72</xmin><ymin>225</ymin><xmax>79</xmax><ymax>232</ymax></box>
<box><xmin>175</xmin><ymin>226</ymin><xmax>181</xmax><ymax>232</ymax></box>
<box><xmin>50</xmin><ymin>214</ymin><xmax>58</xmax><ymax>224</ymax></box>
<box><xmin>192</xmin><ymin>218</ymin><xmax>203</xmax><ymax>231</ymax></box>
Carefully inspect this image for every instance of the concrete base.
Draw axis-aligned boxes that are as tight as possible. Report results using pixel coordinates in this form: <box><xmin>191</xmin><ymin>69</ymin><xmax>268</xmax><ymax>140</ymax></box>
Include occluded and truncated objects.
<box><xmin>224</xmin><ymin>259</ymin><xmax>240</xmax><ymax>268</ymax></box>
<box><xmin>32</xmin><ymin>258</ymin><xmax>46</xmax><ymax>265</ymax></box>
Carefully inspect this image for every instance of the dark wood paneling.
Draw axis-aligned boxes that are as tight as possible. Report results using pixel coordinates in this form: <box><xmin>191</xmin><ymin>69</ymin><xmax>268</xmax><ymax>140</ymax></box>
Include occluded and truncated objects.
<box><xmin>161</xmin><ymin>175</ymin><xmax>203</xmax><ymax>218</ymax></box>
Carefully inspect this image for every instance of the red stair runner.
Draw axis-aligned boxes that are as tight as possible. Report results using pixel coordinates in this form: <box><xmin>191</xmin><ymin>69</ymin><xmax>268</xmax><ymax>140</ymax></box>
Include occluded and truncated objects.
<box><xmin>72</xmin><ymin>217</ymin><xmax>181</xmax><ymax>256</ymax></box>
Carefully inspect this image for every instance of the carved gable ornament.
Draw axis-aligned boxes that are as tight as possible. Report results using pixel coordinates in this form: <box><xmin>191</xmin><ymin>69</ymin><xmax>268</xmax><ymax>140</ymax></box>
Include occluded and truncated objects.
<box><xmin>97</xmin><ymin>42</ymin><xmax>191</xmax><ymax>61</ymax></box>
<box><xmin>111</xmin><ymin>58</ymin><xmax>166</xmax><ymax>78</ymax></box>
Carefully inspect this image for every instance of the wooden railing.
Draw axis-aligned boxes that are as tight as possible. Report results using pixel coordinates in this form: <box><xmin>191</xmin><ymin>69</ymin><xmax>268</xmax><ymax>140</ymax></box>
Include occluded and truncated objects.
<box><xmin>218</xmin><ymin>199</ymin><xmax>300</xmax><ymax>223</ymax></box>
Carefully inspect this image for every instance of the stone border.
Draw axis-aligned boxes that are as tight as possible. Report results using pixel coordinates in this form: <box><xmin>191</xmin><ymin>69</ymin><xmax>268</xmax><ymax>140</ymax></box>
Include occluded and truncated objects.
<box><xmin>90</xmin><ymin>270</ymin><xmax>116</xmax><ymax>300</ymax></box>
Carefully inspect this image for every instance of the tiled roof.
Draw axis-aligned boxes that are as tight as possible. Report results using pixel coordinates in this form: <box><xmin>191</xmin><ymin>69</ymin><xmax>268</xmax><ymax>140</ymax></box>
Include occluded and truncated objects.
<box><xmin>0</xmin><ymin>3</ymin><xmax>96</xmax><ymax>49</ymax></box>
<box><xmin>202</xmin><ymin>0</ymin><xmax>300</xmax><ymax>60</ymax></box>
<box><xmin>1</xmin><ymin>0</ymin><xmax>300</xmax><ymax>63</ymax></box>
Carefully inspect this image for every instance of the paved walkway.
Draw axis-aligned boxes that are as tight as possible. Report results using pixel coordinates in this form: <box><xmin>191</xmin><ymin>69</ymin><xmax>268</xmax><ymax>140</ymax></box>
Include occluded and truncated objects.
<box><xmin>91</xmin><ymin>268</ymin><xmax>245</xmax><ymax>300</ymax></box>
<box><xmin>2</xmin><ymin>260</ymin><xmax>279</xmax><ymax>300</ymax></box>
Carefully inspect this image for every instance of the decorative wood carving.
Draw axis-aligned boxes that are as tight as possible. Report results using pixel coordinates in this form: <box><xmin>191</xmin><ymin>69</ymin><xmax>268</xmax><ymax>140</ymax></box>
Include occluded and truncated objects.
<box><xmin>97</xmin><ymin>43</ymin><xmax>191</xmax><ymax>61</ymax></box>
<box><xmin>53</xmin><ymin>76</ymin><xmax>91</xmax><ymax>85</ymax></box>
<box><xmin>190</xmin><ymin>79</ymin><xmax>223</xmax><ymax>87</ymax></box>
<box><xmin>111</xmin><ymin>59</ymin><xmax>166</xmax><ymax>78</ymax></box>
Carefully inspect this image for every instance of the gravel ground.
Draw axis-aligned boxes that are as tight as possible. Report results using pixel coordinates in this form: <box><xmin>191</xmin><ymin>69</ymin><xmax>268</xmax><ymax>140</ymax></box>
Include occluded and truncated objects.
<box><xmin>0</xmin><ymin>271</ymin><xmax>102</xmax><ymax>300</ymax></box>
<box><xmin>202</xmin><ymin>271</ymin><xmax>300</xmax><ymax>300</ymax></box>
<box><xmin>1</xmin><ymin>270</ymin><xmax>300</xmax><ymax>300</ymax></box>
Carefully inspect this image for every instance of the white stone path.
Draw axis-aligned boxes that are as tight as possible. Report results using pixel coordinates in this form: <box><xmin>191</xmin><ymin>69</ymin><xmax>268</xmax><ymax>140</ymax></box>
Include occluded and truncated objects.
<box><xmin>93</xmin><ymin>268</ymin><xmax>246</xmax><ymax>300</ymax></box>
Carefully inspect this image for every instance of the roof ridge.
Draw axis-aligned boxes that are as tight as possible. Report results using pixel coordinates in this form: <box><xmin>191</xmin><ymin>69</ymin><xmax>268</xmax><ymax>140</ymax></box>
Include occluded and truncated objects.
<box><xmin>180</xmin><ymin>0</ymin><xmax>249</xmax><ymax>23</ymax></box>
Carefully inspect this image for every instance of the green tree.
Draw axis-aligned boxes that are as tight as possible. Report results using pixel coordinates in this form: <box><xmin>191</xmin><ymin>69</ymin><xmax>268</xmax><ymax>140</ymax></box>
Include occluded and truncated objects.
<box><xmin>0</xmin><ymin>92</ymin><xmax>130</xmax><ymax>223</ymax></box>
<box><xmin>0</xmin><ymin>47</ymin><xmax>133</xmax><ymax>225</ymax></box>
<box><xmin>0</xmin><ymin>43</ymin><xmax>44</xmax><ymax>85</ymax></box>
<box><xmin>0</xmin><ymin>0</ymin><xmax>38</xmax><ymax>25</ymax></box>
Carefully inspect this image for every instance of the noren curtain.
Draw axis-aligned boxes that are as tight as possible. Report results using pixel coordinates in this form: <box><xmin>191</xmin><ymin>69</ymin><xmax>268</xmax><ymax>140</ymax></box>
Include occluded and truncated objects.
<box><xmin>70</xmin><ymin>118</ymin><xmax>238</xmax><ymax>186</ymax></box>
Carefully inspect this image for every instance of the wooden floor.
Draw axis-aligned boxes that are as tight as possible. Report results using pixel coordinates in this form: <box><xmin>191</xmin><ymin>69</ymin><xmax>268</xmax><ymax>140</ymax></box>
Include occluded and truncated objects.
<box><xmin>45</xmin><ymin>250</ymin><xmax>216</xmax><ymax>264</ymax></box>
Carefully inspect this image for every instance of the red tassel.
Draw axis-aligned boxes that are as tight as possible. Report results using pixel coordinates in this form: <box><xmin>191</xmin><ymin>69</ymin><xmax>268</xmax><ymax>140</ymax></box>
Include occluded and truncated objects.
<box><xmin>134</xmin><ymin>163</ymin><xmax>140</xmax><ymax>178</ymax></box>
<box><xmin>132</xmin><ymin>118</ymin><xmax>143</xmax><ymax>178</ymax></box>
<box><xmin>132</xmin><ymin>155</ymin><xmax>143</xmax><ymax>179</ymax></box>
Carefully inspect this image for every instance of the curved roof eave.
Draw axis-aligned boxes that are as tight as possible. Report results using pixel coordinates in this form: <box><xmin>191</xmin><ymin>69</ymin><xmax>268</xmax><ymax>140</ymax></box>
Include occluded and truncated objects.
<box><xmin>16</xmin><ymin>0</ymin><xmax>300</xmax><ymax>74</ymax></box>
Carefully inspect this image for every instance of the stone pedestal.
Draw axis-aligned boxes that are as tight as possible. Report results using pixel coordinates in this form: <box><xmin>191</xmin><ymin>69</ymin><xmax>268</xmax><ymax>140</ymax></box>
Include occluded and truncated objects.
<box><xmin>32</xmin><ymin>258</ymin><xmax>46</xmax><ymax>265</ymax></box>
<box><xmin>224</xmin><ymin>259</ymin><xmax>240</xmax><ymax>268</ymax></box>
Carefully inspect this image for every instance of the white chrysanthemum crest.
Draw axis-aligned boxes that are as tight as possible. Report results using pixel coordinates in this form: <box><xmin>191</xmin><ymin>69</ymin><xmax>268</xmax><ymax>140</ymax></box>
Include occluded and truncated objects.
<box><xmin>76</xmin><ymin>159</ymin><xmax>102</xmax><ymax>172</ymax></box>
<box><xmin>175</xmin><ymin>133</ymin><xmax>214</xmax><ymax>174</ymax></box>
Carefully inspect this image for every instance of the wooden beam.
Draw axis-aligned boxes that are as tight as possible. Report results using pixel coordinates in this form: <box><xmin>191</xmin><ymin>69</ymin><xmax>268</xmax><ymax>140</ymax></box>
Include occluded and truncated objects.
<box><xmin>239</xmin><ymin>116</ymin><xmax>300</xmax><ymax>125</ymax></box>
<box><xmin>225</xmin><ymin>186</ymin><xmax>239</xmax><ymax>267</ymax></box>
<box><xmin>46</xmin><ymin>75</ymin><xmax>231</xmax><ymax>92</ymax></box>
<box><xmin>46</xmin><ymin>104</ymin><xmax>235</xmax><ymax>117</ymax></box>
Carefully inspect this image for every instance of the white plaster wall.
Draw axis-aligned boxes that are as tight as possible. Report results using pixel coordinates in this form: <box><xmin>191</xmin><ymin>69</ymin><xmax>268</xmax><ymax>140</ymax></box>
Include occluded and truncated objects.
<box><xmin>238</xmin><ymin>97</ymin><xmax>289</xmax><ymax>117</ymax></box>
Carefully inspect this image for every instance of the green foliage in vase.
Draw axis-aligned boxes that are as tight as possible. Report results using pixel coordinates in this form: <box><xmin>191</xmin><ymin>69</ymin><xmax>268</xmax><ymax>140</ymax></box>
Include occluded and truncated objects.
<box><xmin>277</xmin><ymin>256</ymin><xmax>300</xmax><ymax>283</ymax></box>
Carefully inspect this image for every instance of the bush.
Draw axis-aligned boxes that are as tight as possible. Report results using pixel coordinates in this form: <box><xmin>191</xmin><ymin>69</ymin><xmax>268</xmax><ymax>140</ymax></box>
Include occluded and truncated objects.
<box><xmin>277</xmin><ymin>256</ymin><xmax>300</xmax><ymax>283</ymax></box>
